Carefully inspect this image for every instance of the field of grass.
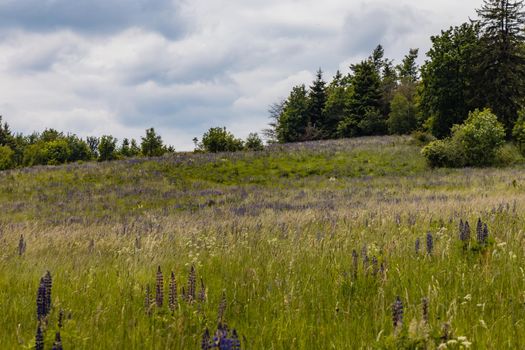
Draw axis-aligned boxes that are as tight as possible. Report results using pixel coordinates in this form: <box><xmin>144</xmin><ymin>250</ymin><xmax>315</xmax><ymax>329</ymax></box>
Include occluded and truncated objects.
<box><xmin>2</xmin><ymin>136</ymin><xmax>525</xmax><ymax>349</ymax></box>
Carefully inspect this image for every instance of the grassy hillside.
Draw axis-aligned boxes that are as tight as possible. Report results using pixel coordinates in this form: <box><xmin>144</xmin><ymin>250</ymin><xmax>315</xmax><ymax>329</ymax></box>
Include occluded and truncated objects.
<box><xmin>2</xmin><ymin>136</ymin><xmax>525</xmax><ymax>349</ymax></box>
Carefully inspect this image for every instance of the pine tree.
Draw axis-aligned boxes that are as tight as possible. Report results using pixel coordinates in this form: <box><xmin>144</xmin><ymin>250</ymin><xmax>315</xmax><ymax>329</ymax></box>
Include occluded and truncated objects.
<box><xmin>339</xmin><ymin>60</ymin><xmax>384</xmax><ymax>136</ymax></box>
<box><xmin>476</xmin><ymin>0</ymin><xmax>525</xmax><ymax>135</ymax></box>
<box><xmin>307</xmin><ymin>69</ymin><xmax>327</xmax><ymax>134</ymax></box>
<box><xmin>323</xmin><ymin>70</ymin><xmax>350</xmax><ymax>139</ymax></box>
<box><xmin>276</xmin><ymin>85</ymin><xmax>309</xmax><ymax>142</ymax></box>
<box><xmin>397</xmin><ymin>48</ymin><xmax>420</xmax><ymax>83</ymax></box>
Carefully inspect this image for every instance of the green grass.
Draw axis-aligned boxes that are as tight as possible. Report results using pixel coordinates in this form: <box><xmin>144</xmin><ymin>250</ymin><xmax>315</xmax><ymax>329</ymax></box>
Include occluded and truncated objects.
<box><xmin>2</xmin><ymin>136</ymin><xmax>525</xmax><ymax>349</ymax></box>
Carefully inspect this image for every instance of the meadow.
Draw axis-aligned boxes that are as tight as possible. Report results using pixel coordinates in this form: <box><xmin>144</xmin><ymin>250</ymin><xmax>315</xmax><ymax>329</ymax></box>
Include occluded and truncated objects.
<box><xmin>2</xmin><ymin>136</ymin><xmax>525</xmax><ymax>349</ymax></box>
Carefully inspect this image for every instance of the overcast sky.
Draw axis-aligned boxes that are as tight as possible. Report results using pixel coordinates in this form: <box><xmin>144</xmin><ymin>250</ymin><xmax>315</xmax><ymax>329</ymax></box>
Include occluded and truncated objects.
<box><xmin>0</xmin><ymin>0</ymin><xmax>480</xmax><ymax>150</ymax></box>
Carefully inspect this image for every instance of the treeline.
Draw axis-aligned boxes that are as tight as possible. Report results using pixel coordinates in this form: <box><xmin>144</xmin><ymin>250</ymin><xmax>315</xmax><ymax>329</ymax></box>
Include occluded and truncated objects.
<box><xmin>266</xmin><ymin>0</ymin><xmax>525</xmax><ymax>146</ymax></box>
<box><xmin>0</xmin><ymin>118</ymin><xmax>173</xmax><ymax>170</ymax></box>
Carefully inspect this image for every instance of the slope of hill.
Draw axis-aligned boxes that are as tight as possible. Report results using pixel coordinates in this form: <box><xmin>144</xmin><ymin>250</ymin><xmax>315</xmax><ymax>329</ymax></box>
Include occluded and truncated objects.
<box><xmin>2</xmin><ymin>136</ymin><xmax>525</xmax><ymax>349</ymax></box>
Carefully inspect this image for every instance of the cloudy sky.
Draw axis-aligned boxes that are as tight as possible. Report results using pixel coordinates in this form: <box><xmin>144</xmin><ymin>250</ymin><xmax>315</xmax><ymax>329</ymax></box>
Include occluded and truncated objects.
<box><xmin>0</xmin><ymin>0</ymin><xmax>480</xmax><ymax>150</ymax></box>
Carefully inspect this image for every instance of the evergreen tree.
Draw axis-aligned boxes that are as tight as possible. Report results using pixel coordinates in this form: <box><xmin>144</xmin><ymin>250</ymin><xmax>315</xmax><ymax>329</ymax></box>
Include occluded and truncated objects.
<box><xmin>323</xmin><ymin>70</ymin><xmax>350</xmax><ymax>138</ymax></box>
<box><xmin>307</xmin><ymin>69</ymin><xmax>327</xmax><ymax>134</ymax></box>
<box><xmin>141</xmin><ymin>128</ymin><xmax>166</xmax><ymax>157</ymax></box>
<box><xmin>276</xmin><ymin>85</ymin><xmax>309</xmax><ymax>142</ymax></box>
<box><xmin>338</xmin><ymin>60</ymin><xmax>384</xmax><ymax>136</ymax></box>
<box><xmin>420</xmin><ymin>23</ymin><xmax>483</xmax><ymax>137</ymax></box>
<box><xmin>397</xmin><ymin>48</ymin><xmax>419</xmax><ymax>83</ymax></box>
<box><xmin>380</xmin><ymin>60</ymin><xmax>399</xmax><ymax>118</ymax></box>
<box><xmin>370</xmin><ymin>44</ymin><xmax>385</xmax><ymax>74</ymax></box>
<box><xmin>263</xmin><ymin>99</ymin><xmax>285</xmax><ymax>143</ymax></box>
<box><xmin>476</xmin><ymin>0</ymin><xmax>525</xmax><ymax>135</ymax></box>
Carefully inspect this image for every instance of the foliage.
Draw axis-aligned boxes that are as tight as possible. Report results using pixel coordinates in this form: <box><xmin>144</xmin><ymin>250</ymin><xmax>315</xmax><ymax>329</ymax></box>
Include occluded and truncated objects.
<box><xmin>141</xmin><ymin>128</ymin><xmax>166</xmax><ymax>157</ymax></box>
<box><xmin>340</xmin><ymin>59</ymin><xmax>384</xmax><ymax>136</ymax></box>
<box><xmin>244</xmin><ymin>133</ymin><xmax>264</xmax><ymax>151</ymax></box>
<box><xmin>422</xmin><ymin>109</ymin><xmax>506</xmax><ymax>167</ymax></box>
<box><xmin>453</xmin><ymin>108</ymin><xmax>506</xmax><ymax>166</ymax></box>
<box><xmin>98</xmin><ymin>135</ymin><xmax>118</xmax><ymax>162</ymax></box>
<box><xmin>0</xmin><ymin>145</ymin><xmax>14</xmax><ymax>170</ymax></box>
<box><xmin>388</xmin><ymin>92</ymin><xmax>418</xmax><ymax>135</ymax></box>
<box><xmin>307</xmin><ymin>69</ymin><xmax>327</xmax><ymax>131</ymax></box>
<box><xmin>512</xmin><ymin>110</ymin><xmax>525</xmax><ymax>154</ymax></box>
<box><xmin>477</xmin><ymin>0</ymin><xmax>525</xmax><ymax>135</ymax></box>
<box><xmin>200</xmin><ymin>127</ymin><xmax>244</xmax><ymax>153</ymax></box>
<box><xmin>276</xmin><ymin>85</ymin><xmax>310</xmax><ymax>142</ymax></box>
<box><xmin>421</xmin><ymin>138</ymin><xmax>466</xmax><ymax>168</ymax></box>
<box><xmin>420</xmin><ymin>23</ymin><xmax>483</xmax><ymax>138</ymax></box>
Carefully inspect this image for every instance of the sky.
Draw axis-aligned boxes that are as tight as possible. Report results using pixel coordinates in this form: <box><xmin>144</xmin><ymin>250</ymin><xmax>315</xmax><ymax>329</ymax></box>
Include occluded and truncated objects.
<box><xmin>0</xmin><ymin>0</ymin><xmax>480</xmax><ymax>150</ymax></box>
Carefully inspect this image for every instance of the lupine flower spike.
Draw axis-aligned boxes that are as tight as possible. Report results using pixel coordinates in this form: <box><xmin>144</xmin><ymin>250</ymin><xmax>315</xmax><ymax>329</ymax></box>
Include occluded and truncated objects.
<box><xmin>169</xmin><ymin>271</ymin><xmax>177</xmax><ymax>312</ymax></box>
<box><xmin>156</xmin><ymin>266</ymin><xmax>164</xmax><ymax>308</ymax></box>
<box><xmin>392</xmin><ymin>296</ymin><xmax>404</xmax><ymax>332</ymax></box>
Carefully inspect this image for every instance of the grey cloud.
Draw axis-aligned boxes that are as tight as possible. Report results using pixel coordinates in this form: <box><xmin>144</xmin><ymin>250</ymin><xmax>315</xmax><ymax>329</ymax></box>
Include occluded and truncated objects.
<box><xmin>0</xmin><ymin>0</ymin><xmax>187</xmax><ymax>38</ymax></box>
<box><xmin>342</xmin><ymin>4</ymin><xmax>420</xmax><ymax>56</ymax></box>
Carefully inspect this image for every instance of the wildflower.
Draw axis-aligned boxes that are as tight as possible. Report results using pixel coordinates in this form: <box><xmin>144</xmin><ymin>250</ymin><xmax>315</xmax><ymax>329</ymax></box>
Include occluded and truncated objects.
<box><xmin>188</xmin><ymin>264</ymin><xmax>197</xmax><ymax>302</ymax></box>
<box><xmin>18</xmin><ymin>235</ymin><xmax>26</xmax><ymax>256</ymax></box>
<box><xmin>392</xmin><ymin>296</ymin><xmax>403</xmax><ymax>331</ymax></box>
<box><xmin>58</xmin><ymin>309</ymin><xmax>64</xmax><ymax>329</ymax></box>
<box><xmin>422</xmin><ymin>297</ymin><xmax>429</xmax><ymax>324</ymax></box>
<box><xmin>476</xmin><ymin>218</ymin><xmax>483</xmax><ymax>244</ymax></box>
<box><xmin>35</xmin><ymin>323</ymin><xmax>44</xmax><ymax>350</ymax></box>
<box><xmin>36</xmin><ymin>278</ymin><xmax>47</xmax><ymax>320</ymax></box>
<box><xmin>44</xmin><ymin>271</ymin><xmax>52</xmax><ymax>312</ymax></box>
<box><xmin>426</xmin><ymin>232</ymin><xmax>434</xmax><ymax>255</ymax></box>
<box><xmin>156</xmin><ymin>266</ymin><xmax>164</xmax><ymax>308</ymax></box>
<box><xmin>198</xmin><ymin>278</ymin><xmax>206</xmax><ymax>302</ymax></box>
<box><xmin>415</xmin><ymin>238</ymin><xmax>421</xmax><ymax>254</ymax></box>
<box><xmin>460</xmin><ymin>220</ymin><xmax>471</xmax><ymax>243</ymax></box>
<box><xmin>52</xmin><ymin>332</ymin><xmax>63</xmax><ymax>350</ymax></box>
<box><xmin>202</xmin><ymin>328</ymin><xmax>211</xmax><ymax>350</ymax></box>
<box><xmin>169</xmin><ymin>271</ymin><xmax>177</xmax><ymax>312</ymax></box>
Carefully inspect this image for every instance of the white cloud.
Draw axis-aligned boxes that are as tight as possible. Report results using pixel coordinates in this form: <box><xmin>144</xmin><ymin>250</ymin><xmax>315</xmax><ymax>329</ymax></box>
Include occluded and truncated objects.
<box><xmin>0</xmin><ymin>0</ymin><xmax>481</xmax><ymax>150</ymax></box>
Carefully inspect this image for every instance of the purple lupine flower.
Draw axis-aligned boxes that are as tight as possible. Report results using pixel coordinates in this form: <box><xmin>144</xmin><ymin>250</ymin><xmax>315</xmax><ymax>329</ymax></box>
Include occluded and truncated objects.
<box><xmin>35</xmin><ymin>323</ymin><xmax>44</xmax><ymax>350</ymax></box>
<box><xmin>426</xmin><ymin>232</ymin><xmax>433</xmax><ymax>255</ymax></box>
<box><xmin>51</xmin><ymin>332</ymin><xmax>63</xmax><ymax>350</ymax></box>
<box><xmin>415</xmin><ymin>238</ymin><xmax>421</xmax><ymax>254</ymax></box>
<box><xmin>392</xmin><ymin>296</ymin><xmax>403</xmax><ymax>331</ymax></box>
<box><xmin>422</xmin><ymin>297</ymin><xmax>429</xmax><ymax>324</ymax></box>
<box><xmin>156</xmin><ymin>266</ymin><xmax>164</xmax><ymax>308</ymax></box>
<box><xmin>169</xmin><ymin>271</ymin><xmax>177</xmax><ymax>312</ymax></box>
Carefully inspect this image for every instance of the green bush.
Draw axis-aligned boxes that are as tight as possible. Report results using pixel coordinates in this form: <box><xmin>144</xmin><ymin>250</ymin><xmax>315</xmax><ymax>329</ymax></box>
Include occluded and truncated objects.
<box><xmin>0</xmin><ymin>145</ymin><xmax>14</xmax><ymax>170</ymax></box>
<box><xmin>512</xmin><ymin>110</ymin><xmax>525</xmax><ymax>155</ymax></box>
<box><xmin>453</xmin><ymin>108</ymin><xmax>505</xmax><ymax>166</ymax></box>
<box><xmin>245</xmin><ymin>133</ymin><xmax>264</xmax><ymax>151</ymax></box>
<box><xmin>23</xmin><ymin>140</ymin><xmax>72</xmax><ymax>166</ymax></box>
<box><xmin>494</xmin><ymin>143</ymin><xmax>524</xmax><ymax>166</ymax></box>
<box><xmin>411</xmin><ymin>130</ymin><xmax>436</xmax><ymax>146</ymax></box>
<box><xmin>422</xmin><ymin>109</ymin><xmax>505</xmax><ymax>167</ymax></box>
<box><xmin>421</xmin><ymin>138</ymin><xmax>466</xmax><ymax>168</ymax></box>
<box><xmin>200</xmin><ymin>127</ymin><xmax>244</xmax><ymax>153</ymax></box>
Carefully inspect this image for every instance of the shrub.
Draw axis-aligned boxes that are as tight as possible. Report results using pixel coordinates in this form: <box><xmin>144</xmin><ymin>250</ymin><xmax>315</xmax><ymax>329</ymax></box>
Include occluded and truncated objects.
<box><xmin>422</xmin><ymin>109</ymin><xmax>505</xmax><ymax>167</ymax></box>
<box><xmin>0</xmin><ymin>145</ymin><xmax>14</xmax><ymax>170</ymax></box>
<box><xmin>22</xmin><ymin>140</ymin><xmax>71</xmax><ymax>166</ymax></box>
<box><xmin>411</xmin><ymin>131</ymin><xmax>436</xmax><ymax>146</ymax></box>
<box><xmin>421</xmin><ymin>139</ymin><xmax>466</xmax><ymax>168</ymax></box>
<box><xmin>453</xmin><ymin>108</ymin><xmax>505</xmax><ymax>166</ymax></box>
<box><xmin>200</xmin><ymin>127</ymin><xmax>244</xmax><ymax>153</ymax></box>
<box><xmin>245</xmin><ymin>133</ymin><xmax>264</xmax><ymax>151</ymax></box>
<box><xmin>512</xmin><ymin>110</ymin><xmax>525</xmax><ymax>155</ymax></box>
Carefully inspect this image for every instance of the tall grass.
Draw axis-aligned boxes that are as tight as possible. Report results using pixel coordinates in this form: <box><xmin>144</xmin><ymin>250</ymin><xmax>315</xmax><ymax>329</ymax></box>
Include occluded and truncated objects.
<box><xmin>1</xmin><ymin>136</ymin><xmax>525</xmax><ymax>348</ymax></box>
